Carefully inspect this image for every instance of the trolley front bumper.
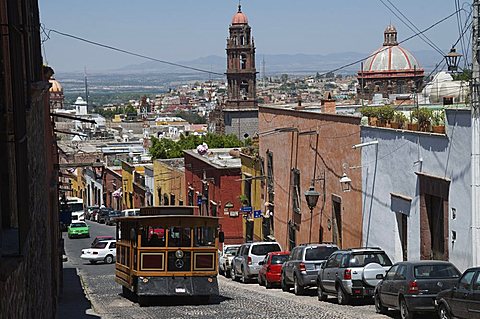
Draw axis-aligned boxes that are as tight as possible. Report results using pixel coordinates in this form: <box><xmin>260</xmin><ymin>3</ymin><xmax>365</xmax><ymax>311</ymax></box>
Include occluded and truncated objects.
<box><xmin>136</xmin><ymin>276</ymin><xmax>219</xmax><ymax>296</ymax></box>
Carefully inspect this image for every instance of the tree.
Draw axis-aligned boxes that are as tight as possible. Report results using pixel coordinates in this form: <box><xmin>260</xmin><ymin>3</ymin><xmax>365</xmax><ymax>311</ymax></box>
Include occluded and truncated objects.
<box><xmin>149</xmin><ymin>133</ymin><xmax>245</xmax><ymax>159</ymax></box>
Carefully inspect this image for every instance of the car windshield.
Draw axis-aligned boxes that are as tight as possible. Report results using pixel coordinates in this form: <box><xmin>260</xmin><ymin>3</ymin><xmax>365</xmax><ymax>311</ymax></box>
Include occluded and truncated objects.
<box><xmin>347</xmin><ymin>252</ymin><xmax>393</xmax><ymax>267</ymax></box>
<box><xmin>251</xmin><ymin>244</ymin><xmax>281</xmax><ymax>256</ymax></box>
<box><xmin>70</xmin><ymin>223</ymin><xmax>86</xmax><ymax>228</ymax></box>
<box><xmin>93</xmin><ymin>242</ymin><xmax>108</xmax><ymax>249</ymax></box>
<box><xmin>305</xmin><ymin>246</ymin><xmax>338</xmax><ymax>261</ymax></box>
<box><xmin>225</xmin><ymin>247</ymin><xmax>239</xmax><ymax>255</ymax></box>
<box><xmin>414</xmin><ymin>264</ymin><xmax>461</xmax><ymax>279</ymax></box>
<box><xmin>271</xmin><ymin>255</ymin><xmax>289</xmax><ymax>264</ymax></box>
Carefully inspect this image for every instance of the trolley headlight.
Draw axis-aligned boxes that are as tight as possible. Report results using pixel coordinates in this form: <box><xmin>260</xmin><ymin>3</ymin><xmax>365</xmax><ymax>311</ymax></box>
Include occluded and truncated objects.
<box><xmin>175</xmin><ymin>249</ymin><xmax>184</xmax><ymax>259</ymax></box>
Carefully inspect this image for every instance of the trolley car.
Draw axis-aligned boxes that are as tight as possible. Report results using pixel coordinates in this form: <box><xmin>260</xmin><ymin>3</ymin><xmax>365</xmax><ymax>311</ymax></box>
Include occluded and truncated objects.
<box><xmin>115</xmin><ymin>206</ymin><xmax>224</xmax><ymax>302</ymax></box>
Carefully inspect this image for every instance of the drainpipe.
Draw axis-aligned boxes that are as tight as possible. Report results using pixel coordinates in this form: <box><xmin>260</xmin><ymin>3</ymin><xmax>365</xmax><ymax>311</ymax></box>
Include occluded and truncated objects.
<box><xmin>472</xmin><ymin>0</ymin><xmax>480</xmax><ymax>267</ymax></box>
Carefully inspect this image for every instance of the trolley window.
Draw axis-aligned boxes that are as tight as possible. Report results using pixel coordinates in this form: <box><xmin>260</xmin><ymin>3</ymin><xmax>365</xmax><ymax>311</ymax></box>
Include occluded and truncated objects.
<box><xmin>168</xmin><ymin>227</ymin><xmax>192</xmax><ymax>247</ymax></box>
<box><xmin>142</xmin><ymin>226</ymin><xmax>166</xmax><ymax>247</ymax></box>
<box><xmin>194</xmin><ymin>226</ymin><xmax>215</xmax><ymax>247</ymax></box>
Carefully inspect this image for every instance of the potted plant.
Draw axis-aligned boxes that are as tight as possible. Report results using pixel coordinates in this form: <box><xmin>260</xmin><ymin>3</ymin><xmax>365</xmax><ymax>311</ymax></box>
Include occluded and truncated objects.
<box><xmin>411</xmin><ymin>108</ymin><xmax>433</xmax><ymax>132</ymax></box>
<box><xmin>238</xmin><ymin>194</ymin><xmax>249</xmax><ymax>206</ymax></box>
<box><xmin>432</xmin><ymin>110</ymin><xmax>446</xmax><ymax>134</ymax></box>
<box><xmin>377</xmin><ymin>105</ymin><xmax>395</xmax><ymax>127</ymax></box>
<box><xmin>360</xmin><ymin>106</ymin><xmax>378</xmax><ymax>126</ymax></box>
<box><xmin>407</xmin><ymin>116</ymin><xmax>419</xmax><ymax>131</ymax></box>
<box><xmin>391</xmin><ymin>111</ymin><xmax>407</xmax><ymax>129</ymax></box>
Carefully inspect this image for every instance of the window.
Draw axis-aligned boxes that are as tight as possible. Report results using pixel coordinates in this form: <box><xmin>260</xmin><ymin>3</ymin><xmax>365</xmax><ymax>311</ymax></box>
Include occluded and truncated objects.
<box><xmin>385</xmin><ymin>265</ymin><xmax>399</xmax><ymax>280</ymax></box>
<box><xmin>325</xmin><ymin>255</ymin><xmax>339</xmax><ymax>268</ymax></box>
<box><xmin>271</xmin><ymin>255</ymin><xmax>288</xmax><ymax>265</ymax></box>
<box><xmin>170</xmin><ymin>193</ymin><xmax>175</xmax><ymax>206</ymax></box>
<box><xmin>292</xmin><ymin>169</ymin><xmax>301</xmax><ymax>214</ymax></box>
<box><xmin>163</xmin><ymin>193</ymin><xmax>169</xmax><ymax>206</ymax></box>
<box><xmin>413</xmin><ymin>264</ymin><xmax>460</xmax><ymax>279</ymax></box>
<box><xmin>305</xmin><ymin>246</ymin><xmax>339</xmax><ymax>261</ymax></box>
<box><xmin>187</xmin><ymin>188</ymin><xmax>194</xmax><ymax>206</ymax></box>
<box><xmin>347</xmin><ymin>252</ymin><xmax>392</xmax><ymax>267</ymax></box>
<box><xmin>395</xmin><ymin>264</ymin><xmax>408</xmax><ymax>280</ymax></box>
<box><xmin>251</xmin><ymin>244</ymin><xmax>281</xmax><ymax>256</ymax></box>
<box><xmin>474</xmin><ymin>272</ymin><xmax>480</xmax><ymax>291</ymax></box>
<box><xmin>142</xmin><ymin>226</ymin><xmax>166</xmax><ymax>247</ymax></box>
<box><xmin>168</xmin><ymin>227</ymin><xmax>191</xmax><ymax>247</ymax></box>
<box><xmin>194</xmin><ymin>226</ymin><xmax>215</xmax><ymax>247</ymax></box>
<box><xmin>241</xmin><ymin>54</ymin><xmax>247</xmax><ymax>69</ymax></box>
<box><xmin>458</xmin><ymin>271</ymin><xmax>475</xmax><ymax>290</ymax></box>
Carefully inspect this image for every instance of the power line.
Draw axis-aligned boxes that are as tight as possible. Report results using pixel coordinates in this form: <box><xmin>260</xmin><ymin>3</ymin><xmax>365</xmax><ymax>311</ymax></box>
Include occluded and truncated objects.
<box><xmin>379</xmin><ymin>0</ymin><xmax>444</xmax><ymax>56</ymax></box>
<box><xmin>44</xmin><ymin>27</ymin><xmax>225</xmax><ymax>76</ymax></box>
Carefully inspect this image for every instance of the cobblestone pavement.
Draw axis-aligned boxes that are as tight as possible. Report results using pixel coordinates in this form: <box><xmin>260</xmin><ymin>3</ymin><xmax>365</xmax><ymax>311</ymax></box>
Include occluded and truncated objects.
<box><xmin>66</xmin><ymin>222</ymin><xmax>436</xmax><ymax>319</ymax></box>
<box><xmin>82</xmin><ymin>272</ymin><xmax>394</xmax><ymax>319</ymax></box>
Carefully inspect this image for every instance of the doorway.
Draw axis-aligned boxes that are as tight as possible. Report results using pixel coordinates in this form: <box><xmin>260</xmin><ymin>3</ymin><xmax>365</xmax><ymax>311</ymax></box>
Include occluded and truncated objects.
<box><xmin>425</xmin><ymin>194</ymin><xmax>445</xmax><ymax>260</ymax></box>
<box><xmin>332</xmin><ymin>196</ymin><xmax>342</xmax><ymax>248</ymax></box>
<box><xmin>396</xmin><ymin>213</ymin><xmax>408</xmax><ymax>261</ymax></box>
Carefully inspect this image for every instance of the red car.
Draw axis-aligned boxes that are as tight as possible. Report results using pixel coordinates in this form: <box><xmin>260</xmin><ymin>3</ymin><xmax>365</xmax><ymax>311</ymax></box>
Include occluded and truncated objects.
<box><xmin>257</xmin><ymin>251</ymin><xmax>290</xmax><ymax>288</ymax></box>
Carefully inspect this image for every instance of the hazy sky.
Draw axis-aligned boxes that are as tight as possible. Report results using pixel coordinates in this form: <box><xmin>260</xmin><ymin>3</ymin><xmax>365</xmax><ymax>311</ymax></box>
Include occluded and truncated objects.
<box><xmin>39</xmin><ymin>0</ymin><xmax>468</xmax><ymax>73</ymax></box>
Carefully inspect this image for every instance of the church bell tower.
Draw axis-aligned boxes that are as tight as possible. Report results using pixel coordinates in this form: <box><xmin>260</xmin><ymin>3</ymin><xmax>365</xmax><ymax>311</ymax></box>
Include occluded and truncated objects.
<box><xmin>225</xmin><ymin>4</ymin><xmax>257</xmax><ymax>109</ymax></box>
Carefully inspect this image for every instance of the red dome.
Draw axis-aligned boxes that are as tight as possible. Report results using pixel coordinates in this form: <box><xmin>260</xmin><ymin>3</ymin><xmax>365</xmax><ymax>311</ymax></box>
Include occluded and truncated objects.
<box><xmin>232</xmin><ymin>5</ymin><xmax>248</xmax><ymax>25</ymax></box>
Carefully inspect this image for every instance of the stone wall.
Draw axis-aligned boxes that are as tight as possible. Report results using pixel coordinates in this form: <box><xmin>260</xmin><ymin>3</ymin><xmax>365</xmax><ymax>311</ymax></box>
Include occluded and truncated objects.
<box><xmin>223</xmin><ymin>109</ymin><xmax>258</xmax><ymax>140</ymax></box>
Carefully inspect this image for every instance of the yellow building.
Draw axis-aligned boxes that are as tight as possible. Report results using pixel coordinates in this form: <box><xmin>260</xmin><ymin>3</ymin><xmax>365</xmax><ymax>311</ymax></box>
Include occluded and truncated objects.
<box><xmin>70</xmin><ymin>168</ymin><xmax>85</xmax><ymax>200</ymax></box>
<box><xmin>153</xmin><ymin>158</ymin><xmax>185</xmax><ymax>206</ymax></box>
<box><xmin>121</xmin><ymin>161</ymin><xmax>146</xmax><ymax>209</ymax></box>
<box><xmin>240</xmin><ymin>152</ymin><xmax>266</xmax><ymax>242</ymax></box>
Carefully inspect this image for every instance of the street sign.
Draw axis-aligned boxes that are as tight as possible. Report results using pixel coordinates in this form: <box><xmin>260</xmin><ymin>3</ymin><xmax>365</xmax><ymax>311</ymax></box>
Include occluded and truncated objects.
<box><xmin>253</xmin><ymin>210</ymin><xmax>262</xmax><ymax>218</ymax></box>
<box><xmin>197</xmin><ymin>198</ymin><xmax>202</xmax><ymax>205</ymax></box>
<box><xmin>240</xmin><ymin>206</ymin><xmax>252</xmax><ymax>212</ymax></box>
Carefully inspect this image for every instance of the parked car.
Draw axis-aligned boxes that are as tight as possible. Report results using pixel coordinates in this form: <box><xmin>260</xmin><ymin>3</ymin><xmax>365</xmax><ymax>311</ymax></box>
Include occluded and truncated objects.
<box><xmin>67</xmin><ymin>221</ymin><xmax>90</xmax><ymax>239</ymax></box>
<box><xmin>435</xmin><ymin>266</ymin><xmax>480</xmax><ymax>319</ymax></box>
<box><xmin>105</xmin><ymin>211</ymin><xmax>122</xmax><ymax>226</ymax></box>
<box><xmin>231</xmin><ymin>241</ymin><xmax>282</xmax><ymax>283</ymax></box>
<box><xmin>91</xmin><ymin>235</ymin><xmax>115</xmax><ymax>248</ymax></box>
<box><xmin>84</xmin><ymin>206</ymin><xmax>98</xmax><ymax>220</ymax></box>
<box><xmin>258</xmin><ymin>251</ymin><xmax>290</xmax><ymax>288</ymax></box>
<box><xmin>122</xmin><ymin>208</ymin><xmax>140</xmax><ymax>217</ymax></box>
<box><xmin>281</xmin><ymin>243</ymin><xmax>338</xmax><ymax>295</ymax></box>
<box><xmin>374</xmin><ymin>261</ymin><xmax>461</xmax><ymax>319</ymax></box>
<box><xmin>97</xmin><ymin>208</ymin><xmax>113</xmax><ymax>224</ymax></box>
<box><xmin>317</xmin><ymin>247</ymin><xmax>393</xmax><ymax>305</ymax></box>
<box><xmin>219</xmin><ymin>244</ymin><xmax>241</xmax><ymax>277</ymax></box>
<box><xmin>81</xmin><ymin>240</ymin><xmax>116</xmax><ymax>264</ymax></box>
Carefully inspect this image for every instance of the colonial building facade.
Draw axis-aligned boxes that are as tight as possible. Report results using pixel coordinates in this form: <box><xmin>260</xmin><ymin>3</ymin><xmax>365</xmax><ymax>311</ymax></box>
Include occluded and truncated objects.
<box><xmin>357</xmin><ymin>25</ymin><xmax>424</xmax><ymax>101</ymax></box>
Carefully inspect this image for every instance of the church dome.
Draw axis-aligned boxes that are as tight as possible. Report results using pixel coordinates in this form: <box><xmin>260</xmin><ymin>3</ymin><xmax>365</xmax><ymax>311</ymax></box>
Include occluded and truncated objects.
<box><xmin>363</xmin><ymin>46</ymin><xmax>421</xmax><ymax>72</ymax></box>
<box><xmin>49</xmin><ymin>78</ymin><xmax>63</xmax><ymax>93</ymax></box>
<box><xmin>362</xmin><ymin>25</ymin><xmax>422</xmax><ymax>73</ymax></box>
<box><xmin>232</xmin><ymin>5</ymin><xmax>248</xmax><ymax>25</ymax></box>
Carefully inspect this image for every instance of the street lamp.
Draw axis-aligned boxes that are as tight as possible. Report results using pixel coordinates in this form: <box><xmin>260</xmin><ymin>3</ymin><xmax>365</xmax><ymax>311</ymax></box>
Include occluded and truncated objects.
<box><xmin>304</xmin><ymin>184</ymin><xmax>320</xmax><ymax>244</ymax></box>
<box><xmin>445</xmin><ymin>47</ymin><xmax>462</xmax><ymax>73</ymax></box>
<box><xmin>339</xmin><ymin>173</ymin><xmax>352</xmax><ymax>192</ymax></box>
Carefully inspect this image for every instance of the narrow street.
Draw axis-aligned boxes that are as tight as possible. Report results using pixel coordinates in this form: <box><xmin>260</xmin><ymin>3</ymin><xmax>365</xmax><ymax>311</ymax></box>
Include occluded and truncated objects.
<box><xmin>62</xmin><ymin>220</ymin><xmax>439</xmax><ymax>319</ymax></box>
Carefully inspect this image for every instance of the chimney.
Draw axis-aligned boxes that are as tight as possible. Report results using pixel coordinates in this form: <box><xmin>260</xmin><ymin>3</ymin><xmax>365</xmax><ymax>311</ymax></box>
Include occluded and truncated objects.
<box><xmin>322</xmin><ymin>91</ymin><xmax>336</xmax><ymax>114</ymax></box>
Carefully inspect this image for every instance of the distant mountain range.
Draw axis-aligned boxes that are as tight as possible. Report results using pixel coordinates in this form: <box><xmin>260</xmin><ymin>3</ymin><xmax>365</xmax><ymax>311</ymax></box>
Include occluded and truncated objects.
<box><xmin>114</xmin><ymin>50</ymin><xmax>442</xmax><ymax>75</ymax></box>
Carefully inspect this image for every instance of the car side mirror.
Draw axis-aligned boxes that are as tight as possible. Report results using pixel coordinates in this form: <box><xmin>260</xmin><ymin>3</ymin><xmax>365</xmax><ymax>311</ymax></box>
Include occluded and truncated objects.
<box><xmin>259</xmin><ymin>261</ymin><xmax>264</xmax><ymax>265</ymax></box>
<box><xmin>376</xmin><ymin>274</ymin><xmax>384</xmax><ymax>280</ymax></box>
<box><xmin>219</xmin><ymin>231</ymin><xmax>225</xmax><ymax>243</ymax></box>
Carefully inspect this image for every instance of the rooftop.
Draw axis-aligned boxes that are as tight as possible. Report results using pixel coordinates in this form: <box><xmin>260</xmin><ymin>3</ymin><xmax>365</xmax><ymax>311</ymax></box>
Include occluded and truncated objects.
<box><xmin>184</xmin><ymin>148</ymin><xmax>241</xmax><ymax>169</ymax></box>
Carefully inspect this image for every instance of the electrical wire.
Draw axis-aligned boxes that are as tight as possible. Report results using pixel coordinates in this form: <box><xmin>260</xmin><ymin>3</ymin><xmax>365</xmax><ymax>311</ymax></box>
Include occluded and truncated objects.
<box><xmin>379</xmin><ymin>0</ymin><xmax>445</xmax><ymax>56</ymax></box>
<box><xmin>44</xmin><ymin>27</ymin><xmax>224</xmax><ymax>76</ymax></box>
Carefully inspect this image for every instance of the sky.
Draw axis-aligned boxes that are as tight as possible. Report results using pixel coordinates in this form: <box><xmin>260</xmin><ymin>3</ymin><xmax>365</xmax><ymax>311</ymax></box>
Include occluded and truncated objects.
<box><xmin>39</xmin><ymin>0</ymin><xmax>468</xmax><ymax>73</ymax></box>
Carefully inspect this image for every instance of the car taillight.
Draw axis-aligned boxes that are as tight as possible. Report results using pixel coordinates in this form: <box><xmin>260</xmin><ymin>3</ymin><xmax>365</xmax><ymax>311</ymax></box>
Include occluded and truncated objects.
<box><xmin>344</xmin><ymin>269</ymin><xmax>352</xmax><ymax>280</ymax></box>
<box><xmin>247</xmin><ymin>256</ymin><xmax>252</xmax><ymax>265</ymax></box>
<box><xmin>408</xmin><ymin>281</ymin><xmax>419</xmax><ymax>294</ymax></box>
<box><xmin>299</xmin><ymin>262</ymin><xmax>306</xmax><ymax>272</ymax></box>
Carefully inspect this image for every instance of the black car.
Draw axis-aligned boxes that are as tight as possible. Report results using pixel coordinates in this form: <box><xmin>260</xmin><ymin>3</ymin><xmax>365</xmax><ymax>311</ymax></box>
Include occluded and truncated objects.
<box><xmin>375</xmin><ymin>261</ymin><xmax>461</xmax><ymax>319</ymax></box>
<box><xmin>97</xmin><ymin>208</ymin><xmax>113</xmax><ymax>224</ymax></box>
<box><xmin>105</xmin><ymin>211</ymin><xmax>121</xmax><ymax>226</ymax></box>
<box><xmin>436</xmin><ymin>267</ymin><xmax>480</xmax><ymax>319</ymax></box>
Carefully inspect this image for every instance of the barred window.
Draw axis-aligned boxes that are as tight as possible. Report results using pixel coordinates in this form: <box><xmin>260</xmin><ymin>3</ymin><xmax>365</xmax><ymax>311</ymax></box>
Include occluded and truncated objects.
<box><xmin>292</xmin><ymin>169</ymin><xmax>301</xmax><ymax>214</ymax></box>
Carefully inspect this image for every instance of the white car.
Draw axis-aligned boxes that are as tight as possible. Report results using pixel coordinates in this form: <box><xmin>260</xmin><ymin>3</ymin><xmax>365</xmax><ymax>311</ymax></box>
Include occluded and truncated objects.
<box><xmin>219</xmin><ymin>244</ymin><xmax>241</xmax><ymax>277</ymax></box>
<box><xmin>72</xmin><ymin>210</ymin><xmax>85</xmax><ymax>221</ymax></box>
<box><xmin>80</xmin><ymin>240</ymin><xmax>116</xmax><ymax>264</ymax></box>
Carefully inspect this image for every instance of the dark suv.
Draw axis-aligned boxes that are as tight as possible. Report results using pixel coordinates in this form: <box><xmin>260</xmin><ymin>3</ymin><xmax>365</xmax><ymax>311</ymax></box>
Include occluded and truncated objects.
<box><xmin>317</xmin><ymin>247</ymin><xmax>393</xmax><ymax>304</ymax></box>
<box><xmin>281</xmin><ymin>243</ymin><xmax>338</xmax><ymax>295</ymax></box>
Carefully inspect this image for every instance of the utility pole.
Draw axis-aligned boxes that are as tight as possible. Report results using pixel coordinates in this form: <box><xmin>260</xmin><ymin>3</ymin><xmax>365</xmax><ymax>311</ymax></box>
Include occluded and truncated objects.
<box><xmin>472</xmin><ymin>0</ymin><xmax>480</xmax><ymax>267</ymax></box>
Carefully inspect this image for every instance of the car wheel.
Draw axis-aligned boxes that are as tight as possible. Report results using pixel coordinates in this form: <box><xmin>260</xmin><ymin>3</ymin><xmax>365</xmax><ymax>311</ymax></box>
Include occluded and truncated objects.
<box><xmin>265</xmin><ymin>279</ymin><xmax>272</xmax><ymax>289</ymax></box>
<box><xmin>294</xmin><ymin>275</ymin><xmax>304</xmax><ymax>295</ymax></box>
<box><xmin>400</xmin><ymin>297</ymin><xmax>414</xmax><ymax>319</ymax></box>
<box><xmin>225</xmin><ymin>267</ymin><xmax>231</xmax><ymax>278</ymax></box>
<box><xmin>241</xmin><ymin>267</ymin><xmax>248</xmax><ymax>284</ymax></box>
<box><xmin>104</xmin><ymin>255</ymin><xmax>114</xmax><ymax>264</ymax></box>
<box><xmin>281</xmin><ymin>273</ymin><xmax>289</xmax><ymax>292</ymax></box>
<box><xmin>317</xmin><ymin>284</ymin><xmax>328</xmax><ymax>301</ymax></box>
<box><xmin>89</xmin><ymin>260</ymin><xmax>97</xmax><ymax>264</ymax></box>
<box><xmin>336</xmin><ymin>285</ymin><xmax>350</xmax><ymax>305</ymax></box>
<box><xmin>375</xmin><ymin>292</ymin><xmax>388</xmax><ymax>314</ymax></box>
<box><xmin>231</xmin><ymin>267</ymin><xmax>238</xmax><ymax>281</ymax></box>
<box><xmin>438</xmin><ymin>303</ymin><xmax>451</xmax><ymax>319</ymax></box>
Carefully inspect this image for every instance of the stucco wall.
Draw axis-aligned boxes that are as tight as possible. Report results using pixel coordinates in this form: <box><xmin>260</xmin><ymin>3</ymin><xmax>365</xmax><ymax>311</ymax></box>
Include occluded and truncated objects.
<box><xmin>223</xmin><ymin>110</ymin><xmax>258</xmax><ymax>140</ymax></box>
<box><xmin>360</xmin><ymin>109</ymin><xmax>472</xmax><ymax>271</ymax></box>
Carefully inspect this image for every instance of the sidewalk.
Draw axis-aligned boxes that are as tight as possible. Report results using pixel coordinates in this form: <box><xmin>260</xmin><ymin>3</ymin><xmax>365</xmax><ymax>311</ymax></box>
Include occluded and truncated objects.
<box><xmin>58</xmin><ymin>261</ymin><xmax>100</xmax><ymax>319</ymax></box>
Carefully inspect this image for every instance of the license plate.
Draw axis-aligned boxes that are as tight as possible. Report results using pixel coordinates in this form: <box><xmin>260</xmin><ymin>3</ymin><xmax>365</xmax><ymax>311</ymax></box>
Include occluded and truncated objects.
<box><xmin>175</xmin><ymin>287</ymin><xmax>186</xmax><ymax>293</ymax></box>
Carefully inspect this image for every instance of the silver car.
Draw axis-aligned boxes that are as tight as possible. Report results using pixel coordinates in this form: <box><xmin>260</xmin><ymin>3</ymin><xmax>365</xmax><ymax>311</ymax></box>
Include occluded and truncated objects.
<box><xmin>231</xmin><ymin>242</ymin><xmax>282</xmax><ymax>283</ymax></box>
<box><xmin>219</xmin><ymin>244</ymin><xmax>241</xmax><ymax>277</ymax></box>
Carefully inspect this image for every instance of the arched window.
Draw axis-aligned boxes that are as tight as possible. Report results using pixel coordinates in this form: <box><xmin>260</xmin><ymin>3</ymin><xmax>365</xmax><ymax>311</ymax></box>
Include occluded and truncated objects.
<box><xmin>241</xmin><ymin>54</ymin><xmax>247</xmax><ymax>69</ymax></box>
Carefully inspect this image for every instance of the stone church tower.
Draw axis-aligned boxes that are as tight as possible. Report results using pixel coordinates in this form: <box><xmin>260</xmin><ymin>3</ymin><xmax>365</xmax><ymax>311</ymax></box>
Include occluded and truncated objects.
<box><xmin>225</xmin><ymin>4</ymin><xmax>258</xmax><ymax>109</ymax></box>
